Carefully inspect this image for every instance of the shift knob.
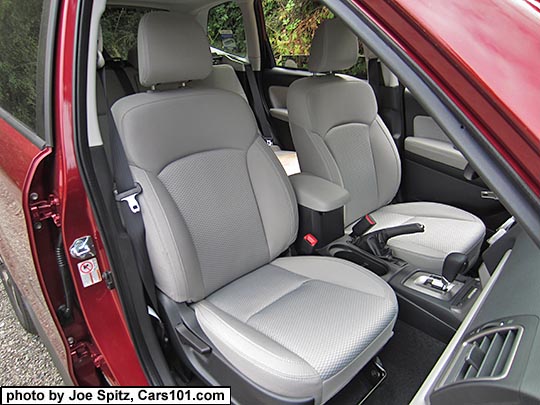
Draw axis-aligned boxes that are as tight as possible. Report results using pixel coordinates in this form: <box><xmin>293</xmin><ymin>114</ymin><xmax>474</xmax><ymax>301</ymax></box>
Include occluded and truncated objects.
<box><xmin>442</xmin><ymin>253</ymin><xmax>469</xmax><ymax>282</ymax></box>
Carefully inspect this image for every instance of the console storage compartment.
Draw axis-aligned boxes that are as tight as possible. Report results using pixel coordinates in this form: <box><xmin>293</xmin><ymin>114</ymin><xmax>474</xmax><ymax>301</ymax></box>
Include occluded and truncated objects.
<box><xmin>289</xmin><ymin>173</ymin><xmax>350</xmax><ymax>253</ymax></box>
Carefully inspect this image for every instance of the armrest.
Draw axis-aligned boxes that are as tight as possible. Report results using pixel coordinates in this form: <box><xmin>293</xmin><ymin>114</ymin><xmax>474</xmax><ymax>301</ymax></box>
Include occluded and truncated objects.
<box><xmin>289</xmin><ymin>173</ymin><xmax>350</xmax><ymax>212</ymax></box>
<box><xmin>269</xmin><ymin>107</ymin><xmax>289</xmax><ymax>122</ymax></box>
<box><xmin>405</xmin><ymin>137</ymin><xmax>468</xmax><ymax>170</ymax></box>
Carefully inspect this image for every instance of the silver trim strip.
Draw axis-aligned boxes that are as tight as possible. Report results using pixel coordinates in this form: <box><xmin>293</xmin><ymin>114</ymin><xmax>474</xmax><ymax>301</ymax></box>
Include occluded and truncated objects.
<box><xmin>439</xmin><ymin>325</ymin><xmax>523</xmax><ymax>386</ymax></box>
<box><xmin>411</xmin><ymin>249</ymin><xmax>512</xmax><ymax>404</ymax></box>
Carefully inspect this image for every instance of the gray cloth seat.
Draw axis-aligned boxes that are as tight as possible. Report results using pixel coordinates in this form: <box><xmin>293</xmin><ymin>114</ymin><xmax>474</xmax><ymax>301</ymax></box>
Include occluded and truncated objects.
<box><xmin>111</xmin><ymin>12</ymin><xmax>397</xmax><ymax>404</ymax></box>
<box><xmin>195</xmin><ymin>256</ymin><xmax>396</xmax><ymax>403</ymax></box>
<box><xmin>287</xmin><ymin>19</ymin><xmax>485</xmax><ymax>274</ymax></box>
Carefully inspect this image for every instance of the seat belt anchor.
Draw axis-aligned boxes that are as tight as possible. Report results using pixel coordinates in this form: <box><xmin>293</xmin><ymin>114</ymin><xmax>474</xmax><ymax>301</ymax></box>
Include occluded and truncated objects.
<box><xmin>114</xmin><ymin>182</ymin><xmax>142</xmax><ymax>213</ymax></box>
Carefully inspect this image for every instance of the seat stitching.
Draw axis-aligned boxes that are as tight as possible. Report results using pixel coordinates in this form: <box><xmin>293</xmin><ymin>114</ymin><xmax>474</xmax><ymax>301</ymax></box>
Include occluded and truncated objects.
<box><xmin>271</xmin><ymin>258</ymin><xmax>395</xmax><ymax>300</ymax></box>
<box><xmin>244</xmin><ymin>279</ymin><xmax>310</xmax><ymax>324</ymax></box>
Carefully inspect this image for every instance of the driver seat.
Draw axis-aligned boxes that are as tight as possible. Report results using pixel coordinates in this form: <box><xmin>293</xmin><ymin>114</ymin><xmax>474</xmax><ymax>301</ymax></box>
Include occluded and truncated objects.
<box><xmin>111</xmin><ymin>12</ymin><xmax>398</xmax><ymax>404</ymax></box>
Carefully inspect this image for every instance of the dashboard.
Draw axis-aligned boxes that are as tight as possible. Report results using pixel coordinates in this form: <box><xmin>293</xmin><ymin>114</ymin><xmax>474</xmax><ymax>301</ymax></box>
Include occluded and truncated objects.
<box><xmin>413</xmin><ymin>225</ymin><xmax>540</xmax><ymax>404</ymax></box>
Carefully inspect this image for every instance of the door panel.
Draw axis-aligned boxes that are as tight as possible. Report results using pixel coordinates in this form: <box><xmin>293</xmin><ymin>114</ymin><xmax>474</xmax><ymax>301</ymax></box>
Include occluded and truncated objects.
<box><xmin>403</xmin><ymin>89</ymin><xmax>508</xmax><ymax>231</ymax></box>
<box><xmin>261</xmin><ymin>67</ymin><xmax>312</xmax><ymax>150</ymax></box>
<box><xmin>412</xmin><ymin>115</ymin><xmax>452</xmax><ymax>143</ymax></box>
<box><xmin>404</xmin><ymin>137</ymin><xmax>468</xmax><ymax>171</ymax></box>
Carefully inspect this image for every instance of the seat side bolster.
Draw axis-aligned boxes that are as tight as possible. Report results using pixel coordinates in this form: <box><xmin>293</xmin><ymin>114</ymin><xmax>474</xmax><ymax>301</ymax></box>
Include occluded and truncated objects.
<box><xmin>289</xmin><ymin>122</ymin><xmax>343</xmax><ymax>185</ymax></box>
<box><xmin>131</xmin><ymin>166</ymin><xmax>205</xmax><ymax>302</ymax></box>
<box><xmin>370</xmin><ymin>115</ymin><xmax>402</xmax><ymax>207</ymax></box>
<box><xmin>247</xmin><ymin>139</ymin><xmax>299</xmax><ymax>259</ymax></box>
<box><xmin>194</xmin><ymin>301</ymin><xmax>323</xmax><ymax>402</ymax></box>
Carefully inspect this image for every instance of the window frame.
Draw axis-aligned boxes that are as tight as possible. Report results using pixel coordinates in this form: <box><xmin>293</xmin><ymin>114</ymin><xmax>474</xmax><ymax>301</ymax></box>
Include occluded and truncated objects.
<box><xmin>256</xmin><ymin>0</ymin><xmax>367</xmax><ymax>78</ymax></box>
<box><xmin>206</xmin><ymin>1</ymin><xmax>249</xmax><ymax>60</ymax></box>
<box><xmin>0</xmin><ymin>0</ymin><xmax>58</xmax><ymax>147</ymax></box>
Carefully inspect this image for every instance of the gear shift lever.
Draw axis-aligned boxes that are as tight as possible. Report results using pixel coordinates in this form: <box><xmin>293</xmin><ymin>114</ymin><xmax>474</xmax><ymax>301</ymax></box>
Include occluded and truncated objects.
<box><xmin>424</xmin><ymin>253</ymin><xmax>469</xmax><ymax>292</ymax></box>
<box><xmin>442</xmin><ymin>253</ymin><xmax>469</xmax><ymax>282</ymax></box>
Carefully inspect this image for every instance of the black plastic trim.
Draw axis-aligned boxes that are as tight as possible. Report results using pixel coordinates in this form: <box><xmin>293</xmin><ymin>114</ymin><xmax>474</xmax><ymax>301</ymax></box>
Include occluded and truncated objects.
<box><xmin>253</xmin><ymin>0</ymin><xmax>276</xmax><ymax>69</ymax></box>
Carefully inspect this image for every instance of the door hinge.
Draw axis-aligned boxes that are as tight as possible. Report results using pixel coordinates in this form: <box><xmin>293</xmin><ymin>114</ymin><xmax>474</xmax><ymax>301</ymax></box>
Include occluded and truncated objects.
<box><xmin>29</xmin><ymin>194</ymin><xmax>61</xmax><ymax>227</ymax></box>
<box><xmin>70</xmin><ymin>339</ymin><xmax>105</xmax><ymax>369</ymax></box>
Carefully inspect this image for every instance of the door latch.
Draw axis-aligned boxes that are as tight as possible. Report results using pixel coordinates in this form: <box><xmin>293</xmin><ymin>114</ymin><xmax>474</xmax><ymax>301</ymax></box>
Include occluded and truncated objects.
<box><xmin>481</xmin><ymin>190</ymin><xmax>498</xmax><ymax>201</ymax></box>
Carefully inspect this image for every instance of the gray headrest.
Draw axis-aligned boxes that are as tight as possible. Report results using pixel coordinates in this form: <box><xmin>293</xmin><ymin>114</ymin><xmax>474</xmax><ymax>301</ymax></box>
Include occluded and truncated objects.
<box><xmin>138</xmin><ymin>12</ymin><xmax>212</xmax><ymax>87</ymax></box>
<box><xmin>308</xmin><ymin>19</ymin><xmax>358</xmax><ymax>73</ymax></box>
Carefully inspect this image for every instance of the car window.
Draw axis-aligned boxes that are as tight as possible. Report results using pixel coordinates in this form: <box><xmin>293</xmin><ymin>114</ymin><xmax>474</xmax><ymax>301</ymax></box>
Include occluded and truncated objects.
<box><xmin>262</xmin><ymin>0</ymin><xmax>366</xmax><ymax>77</ymax></box>
<box><xmin>207</xmin><ymin>2</ymin><xmax>247</xmax><ymax>57</ymax></box>
<box><xmin>100</xmin><ymin>8</ymin><xmax>148</xmax><ymax>60</ymax></box>
<box><xmin>0</xmin><ymin>0</ymin><xmax>47</xmax><ymax>135</ymax></box>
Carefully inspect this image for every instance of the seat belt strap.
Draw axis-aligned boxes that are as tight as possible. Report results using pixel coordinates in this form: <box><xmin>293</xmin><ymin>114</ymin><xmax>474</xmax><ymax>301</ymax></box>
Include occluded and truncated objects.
<box><xmin>244</xmin><ymin>64</ymin><xmax>276</xmax><ymax>146</ymax></box>
<box><xmin>108</xmin><ymin>61</ymin><xmax>136</xmax><ymax>96</ymax></box>
<box><xmin>97</xmin><ymin>68</ymin><xmax>158</xmax><ymax>311</ymax></box>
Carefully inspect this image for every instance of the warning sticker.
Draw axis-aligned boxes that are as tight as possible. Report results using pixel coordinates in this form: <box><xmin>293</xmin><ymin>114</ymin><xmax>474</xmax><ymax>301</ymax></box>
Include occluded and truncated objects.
<box><xmin>77</xmin><ymin>257</ymin><xmax>102</xmax><ymax>288</ymax></box>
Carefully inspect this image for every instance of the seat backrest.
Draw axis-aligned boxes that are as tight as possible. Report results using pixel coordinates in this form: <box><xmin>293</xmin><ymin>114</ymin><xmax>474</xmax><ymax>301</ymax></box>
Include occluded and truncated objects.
<box><xmin>287</xmin><ymin>19</ymin><xmax>401</xmax><ymax>226</ymax></box>
<box><xmin>111</xmin><ymin>12</ymin><xmax>298</xmax><ymax>303</ymax></box>
<box><xmin>193</xmin><ymin>64</ymin><xmax>248</xmax><ymax>101</ymax></box>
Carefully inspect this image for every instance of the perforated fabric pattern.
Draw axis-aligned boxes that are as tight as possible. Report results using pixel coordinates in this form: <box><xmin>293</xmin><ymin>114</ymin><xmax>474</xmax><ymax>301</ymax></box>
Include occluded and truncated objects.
<box><xmin>325</xmin><ymin>123</ymin><xmax>380</xmax><ymax>225</ymax></box>
<box><xmin>207</xmin><ymin>265</ymin><xmax>307</xmax><ymax>322</ymax></box>
<box><xmin>345</xmin><ymin>202</ymin><xmax>486</xmax><ymax>273</ymax></box>
<box><xmin>206</xmin><ymin>261</ymin><xmax>397</xmax><ymax>381</ymax></box>
<box><xmin>159</xmin><ymin>149</ymin><xmax>270</xmax><ymax>295</ymax></box>
<box><xmin>368</xmin><ymin>203</ymin><xmax>485</xmax><ymax>256</ymax></box>
<box><xmin>248</xmin><ymin>280</ymin><xmax>395</xmax><ymax>379</ymax></box>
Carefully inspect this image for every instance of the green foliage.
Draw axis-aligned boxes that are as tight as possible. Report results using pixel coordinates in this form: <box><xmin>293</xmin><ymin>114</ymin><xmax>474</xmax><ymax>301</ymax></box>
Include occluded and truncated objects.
<box><xmin>0</xmin><ymin>0</ymin><xmax>43</xmax><ymax>130</ymax></box>
<box><xmin>263</xmin><ymin>0</ymin><xmax>333</xmax><ymax>68</ymax></box>
<box><xmin>208</xmin><ymin>2</ymin><xmax>247</xmax><ymax>57</ymax></box>
<box><xmin>263</xmin><ymin>0</ymin><xmax>366</xmax><ymax>76</ymax></box>
<box><xmin>206</xmin><ymin>0</ymin><xmax>365</xmax><ymax>77</ymax></box>
<box><xmin>100</xmin><ymin>8</ymin><xmax>146</xmax><ymax>60</ymax></box>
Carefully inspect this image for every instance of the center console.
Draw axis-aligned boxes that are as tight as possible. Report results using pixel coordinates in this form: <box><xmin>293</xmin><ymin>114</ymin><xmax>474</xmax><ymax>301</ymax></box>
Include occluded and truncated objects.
<box><xmin>289</xmin><ymin>172</ymin><xmax>483</xmax><ymax>342</ymax></box>
<box><xmin>322</xmin><ymin>234</ymin><xmax>482</xmax><ymax>341</ymax></box>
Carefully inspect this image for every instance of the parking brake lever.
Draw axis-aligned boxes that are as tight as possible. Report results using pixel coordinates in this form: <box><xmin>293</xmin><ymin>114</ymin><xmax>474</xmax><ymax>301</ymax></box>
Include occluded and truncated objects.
<box><xmin>355</xmin><ymin>223</ymin><xmax>425</xmax><ymax>259</ymax></box>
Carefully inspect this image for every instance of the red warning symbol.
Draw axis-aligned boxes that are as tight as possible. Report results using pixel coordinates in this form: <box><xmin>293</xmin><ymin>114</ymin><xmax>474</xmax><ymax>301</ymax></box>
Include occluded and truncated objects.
<box><xmin>80</xmin><ymin>261</ymin><xmax>94</xmax><ymax>274</ymax></box>
<box><xmin>77</xmin><ymin>258</ymin><xmax>102</xmax><ymax>287</ymax></box>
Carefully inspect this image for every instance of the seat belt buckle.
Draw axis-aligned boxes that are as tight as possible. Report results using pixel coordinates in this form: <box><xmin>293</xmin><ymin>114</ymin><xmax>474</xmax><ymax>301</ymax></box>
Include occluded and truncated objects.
<box><xmin>114</xmin><ymin>182</ymin><xmax>142</xmax><ymax>213</ymax></box>
<box><xmin>303</xmin><ymin>233</ymin><xmax>318</xmax><ymax>247</ymax></box>
<box><xmin>351</xmin><ymin>214</ymin><xmax>376</xmax><ymax>238</ymax></box>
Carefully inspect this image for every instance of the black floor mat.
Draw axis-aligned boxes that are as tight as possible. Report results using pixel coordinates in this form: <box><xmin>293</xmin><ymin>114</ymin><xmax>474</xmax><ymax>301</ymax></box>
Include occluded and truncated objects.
<box><xmin>330</xmin><ymin>320</ymin><xmax>446</xmax><ymax>405</ymax></box>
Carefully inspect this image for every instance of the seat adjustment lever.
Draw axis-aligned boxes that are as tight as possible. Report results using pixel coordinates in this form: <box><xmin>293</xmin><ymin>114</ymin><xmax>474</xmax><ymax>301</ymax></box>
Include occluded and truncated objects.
<box><xmin>176</xmin><ymin>322</ymin><xmax>211</xmax><ymax>355</ymax></box>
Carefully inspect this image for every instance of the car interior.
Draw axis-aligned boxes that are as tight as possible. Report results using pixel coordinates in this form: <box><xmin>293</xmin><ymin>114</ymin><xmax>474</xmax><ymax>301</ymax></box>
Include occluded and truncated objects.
<box><xmin>72</xmin><ymin>0</ymin><xmax>540</xmax><ymax>403</ymax></box>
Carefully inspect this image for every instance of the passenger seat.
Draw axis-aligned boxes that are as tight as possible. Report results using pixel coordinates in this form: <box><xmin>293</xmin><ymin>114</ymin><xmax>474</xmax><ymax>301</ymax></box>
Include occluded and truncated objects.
<box><xmin>287</xmin><ymin>19</ymin><xmax>486</xmax><ymax>274</ymax></box>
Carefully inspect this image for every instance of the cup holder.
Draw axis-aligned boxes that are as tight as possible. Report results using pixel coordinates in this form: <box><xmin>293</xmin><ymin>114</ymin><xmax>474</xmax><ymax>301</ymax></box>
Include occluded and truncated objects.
<box><xmin>332</xmin><ymin>247</ymin><xmax>389</xmax><ymax>276</ymax></box>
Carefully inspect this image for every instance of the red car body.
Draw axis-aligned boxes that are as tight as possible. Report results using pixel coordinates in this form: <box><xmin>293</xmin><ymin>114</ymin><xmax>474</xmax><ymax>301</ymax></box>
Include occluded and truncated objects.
<box><xmin>0</xmin><ymin>0</ymin><xmax>538</xmax><ymax>389</ymax></box>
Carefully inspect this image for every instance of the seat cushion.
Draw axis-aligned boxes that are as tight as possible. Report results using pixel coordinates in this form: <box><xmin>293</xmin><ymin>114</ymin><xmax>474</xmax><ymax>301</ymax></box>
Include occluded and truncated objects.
<box><xmin>348</xmin><ymin>202</ymin><xmax>485</xmax><ymax>273</ymax></box>
<box><xmin>193</xmin><ymin>256</ymin><xmax>397</xmax><ymax>404</ymax></box>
